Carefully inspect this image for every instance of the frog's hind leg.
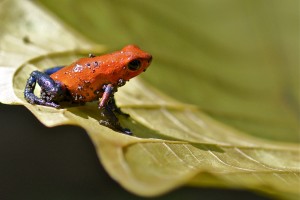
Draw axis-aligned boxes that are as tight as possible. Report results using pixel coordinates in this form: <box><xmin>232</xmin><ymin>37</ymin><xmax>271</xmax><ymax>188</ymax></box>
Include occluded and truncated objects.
<box><xmin>24</xmin><ymin>70</ymin><xmax>66</xmax><ymax>108</ymax></box>
<box><xmin>44</xmin><ymin>66</ymin><xmax>65</xmax><ymax>75</ymax></box>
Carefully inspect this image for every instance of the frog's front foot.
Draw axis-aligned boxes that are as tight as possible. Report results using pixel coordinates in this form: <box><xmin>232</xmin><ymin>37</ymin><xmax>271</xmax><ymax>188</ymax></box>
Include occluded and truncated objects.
<box><xmin>99</xmin><ymin>107</ymin><xmax>132</xmax><ymax>135</ymax></box>
<box><xmin>99</xmin><ymin>119</ymin><xmax>132</xmax><ymax>135</ymax></box>
<box><xmin>122</xmin><ymin>128</ymin><xmax>132</xmax><ymax>135</ymax></box>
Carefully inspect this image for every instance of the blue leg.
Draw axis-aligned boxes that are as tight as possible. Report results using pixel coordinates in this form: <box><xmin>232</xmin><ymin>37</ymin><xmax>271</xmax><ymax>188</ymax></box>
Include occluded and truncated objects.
<box><xmin>44</xmin><ymin>66</ymin><xmax>64</xmax><ymax>75</ymax></box>
<box><xmin>24</xmin><ymin>70</ymin><xmax>66</xmax><ymax>108</ymax></box>
<box><xmin>98</xmin><ymin>84</ymin><xmax>132</xmax><ymax>135</ymax></box>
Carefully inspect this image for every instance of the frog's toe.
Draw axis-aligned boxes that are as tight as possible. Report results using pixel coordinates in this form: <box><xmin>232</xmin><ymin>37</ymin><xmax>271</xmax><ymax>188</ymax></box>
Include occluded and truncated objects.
<box><xmin>45</xmin><ymin>102</ymin><xmax>60</xmax><ymax>108</ymax></box>
<box><xmin>122</xmin><ymin>128</ymin><xmax>132</xmax><ymax>135</ymax></box>
<box><xmin>99</xmin><ymin>119</ymin><xmax>111</xmax><ymax>127</ymax></box>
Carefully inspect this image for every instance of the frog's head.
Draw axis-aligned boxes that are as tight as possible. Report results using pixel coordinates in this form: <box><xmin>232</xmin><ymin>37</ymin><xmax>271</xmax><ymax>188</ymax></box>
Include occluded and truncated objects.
<box><xmin>120</xmin><ymin>45</ymin><xmax>152</xmax><ymax>80</ymax></box>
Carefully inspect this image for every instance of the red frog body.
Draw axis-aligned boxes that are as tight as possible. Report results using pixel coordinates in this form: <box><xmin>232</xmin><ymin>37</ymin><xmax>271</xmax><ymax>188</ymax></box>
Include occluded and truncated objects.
<box><xmin>50</xmin><ymin>45</ymin><xmax>152</xmax><ymax>102</ymax></box>
<box><xmin>24</xmin><ymin>45</ymin><xmax>152</xmax><ymax>134</ymax></box>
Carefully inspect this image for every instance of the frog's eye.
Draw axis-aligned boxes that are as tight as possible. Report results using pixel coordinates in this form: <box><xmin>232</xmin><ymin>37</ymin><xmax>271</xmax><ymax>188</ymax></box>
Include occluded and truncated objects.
<box><xmin>128</xmin><ymin>59</ymin><xmax>141</xmax><ymax>71</ymax></box>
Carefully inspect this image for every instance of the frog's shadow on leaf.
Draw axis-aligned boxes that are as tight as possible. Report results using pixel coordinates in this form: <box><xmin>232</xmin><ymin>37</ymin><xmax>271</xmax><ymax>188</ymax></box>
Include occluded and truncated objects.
<box><xmin>66</xmin><ymin>103</ymin><xmax>179</xmax><ymax>140</ymax></box>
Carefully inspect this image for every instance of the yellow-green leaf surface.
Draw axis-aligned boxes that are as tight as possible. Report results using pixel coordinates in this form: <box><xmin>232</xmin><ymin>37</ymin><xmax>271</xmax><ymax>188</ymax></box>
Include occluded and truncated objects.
<box><xmin>0</xmin><ymin>0</ymin><xmax>299</xmax><ymax>200</ymax></box>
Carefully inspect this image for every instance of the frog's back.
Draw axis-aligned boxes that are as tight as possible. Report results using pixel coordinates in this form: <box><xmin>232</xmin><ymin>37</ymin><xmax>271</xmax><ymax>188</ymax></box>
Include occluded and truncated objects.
<box><xmin>50</xmin><ymin>57</ymin><xmax>106</xmax><ymax>102</ymax></box>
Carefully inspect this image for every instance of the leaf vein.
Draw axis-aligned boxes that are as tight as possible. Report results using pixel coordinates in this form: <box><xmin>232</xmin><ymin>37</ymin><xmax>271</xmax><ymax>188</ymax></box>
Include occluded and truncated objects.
<box><xmin>234</xmin><ymin>147</ymin><xmax>284</xmax><ymax>171</ymax></box>
<box><xmin>161</xmin><ymin>108</ymin><xmax>221</xmax><ymax>143</ymax></box>
<box><xmin>206</xmin><ymin>149</ymin><xmax>256</xmax><ymax>172</ymax></box>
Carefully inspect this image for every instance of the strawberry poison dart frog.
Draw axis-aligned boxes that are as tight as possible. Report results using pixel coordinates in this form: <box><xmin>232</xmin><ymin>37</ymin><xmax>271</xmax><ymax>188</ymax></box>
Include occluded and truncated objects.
<box><xmin>24</xmin><ymin>45</ymin><xmax>152</xmax><ymax>135</ymax></box>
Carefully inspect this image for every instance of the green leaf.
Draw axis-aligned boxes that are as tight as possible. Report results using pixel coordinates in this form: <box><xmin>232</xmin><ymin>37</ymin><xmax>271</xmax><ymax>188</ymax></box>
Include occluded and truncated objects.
<box><xmin>1</xmin><ymin>0</ymin><xmax>299</xmax><ymax>200</ymax></box>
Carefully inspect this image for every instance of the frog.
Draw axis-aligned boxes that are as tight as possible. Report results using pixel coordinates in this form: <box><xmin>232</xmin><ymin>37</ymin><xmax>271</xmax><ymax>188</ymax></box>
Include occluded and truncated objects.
<box><xmin>24</xmin><ymin>45</ymin><xmax>152</xmax><ymax>135</ymax></box>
